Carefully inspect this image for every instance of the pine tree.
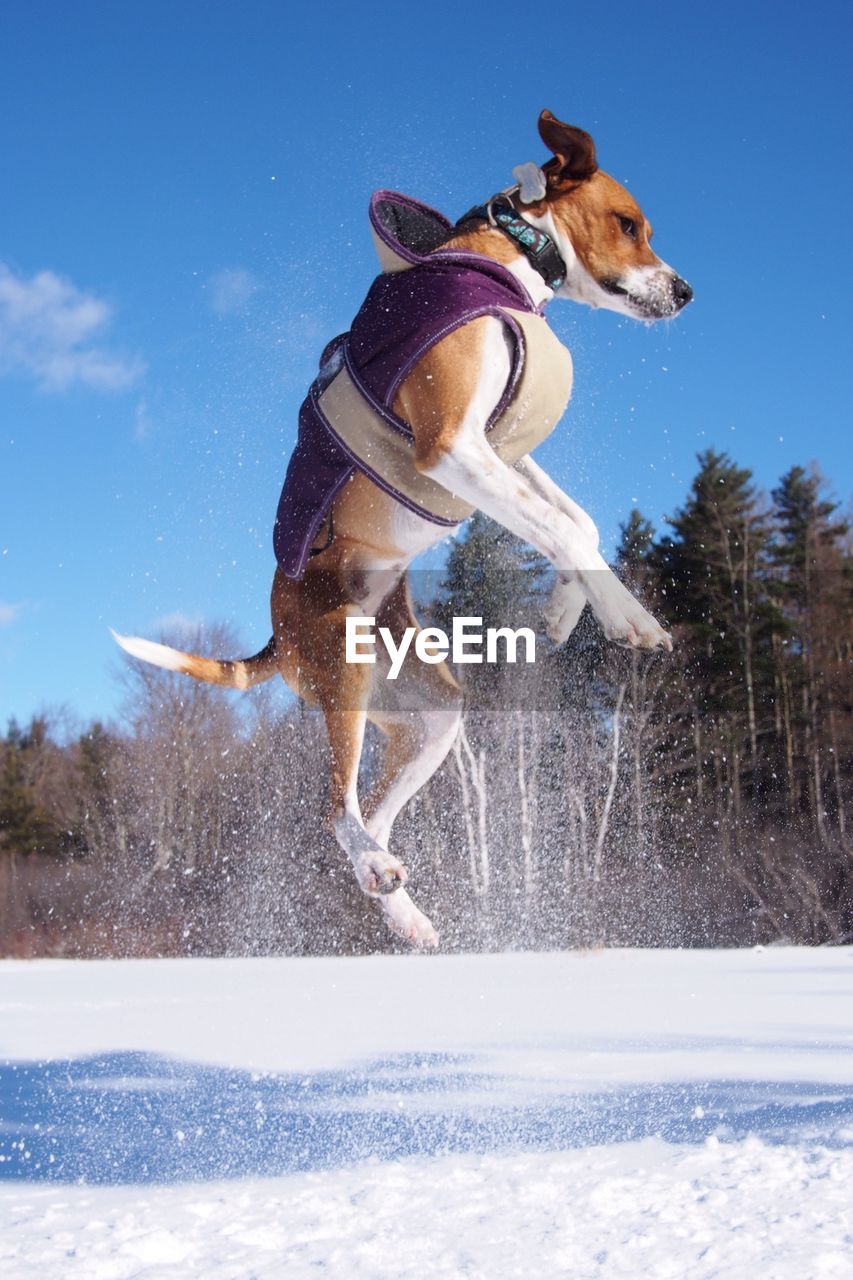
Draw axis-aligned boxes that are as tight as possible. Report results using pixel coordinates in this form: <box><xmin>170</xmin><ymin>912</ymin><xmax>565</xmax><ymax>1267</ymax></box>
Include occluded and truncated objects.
<box><xmin>429</xmin><ymin>512</ymin><xmax>550</xmax><ymax>701</ymax></box>
<box><xmin>433</xmin><ymin>511</ymin><xmax>549</xmax><ymax>636</ymax></box>
<box><xmin>0</xmin><ymin>722</ymin><xmax>58</xmax><ymax>858</ymax></box>
<box><xmin>616</xmin><ymin>508</ymin><xmax>655</xmax><ymax>574</ymax></box>
<box><xmin>770</xmin><ymin>465</ymin><xmax>851</xmax><ymax>846</ymax></box>
<box><xmin>772</xmin><ymin>465</ymin><xmax>848</xmax><ymax>580</ymax></box>
<box><xmin>654</xmin><ymin>450</ymin><xmax>781</xmax><ymax>819</ymax></box>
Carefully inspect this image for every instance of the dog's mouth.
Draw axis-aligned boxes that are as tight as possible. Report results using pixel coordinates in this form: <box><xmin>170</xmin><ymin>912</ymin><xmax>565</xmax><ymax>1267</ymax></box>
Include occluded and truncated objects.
<box><xmin>601</xmin><ymin>275</ymin><xmax>693</xmax><ymax>320</ymax></box>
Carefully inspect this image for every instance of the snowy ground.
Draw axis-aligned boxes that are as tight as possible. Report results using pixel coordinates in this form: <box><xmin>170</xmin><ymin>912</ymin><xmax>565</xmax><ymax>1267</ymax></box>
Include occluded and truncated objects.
<box><xmin>1</xmin><ymin>948</ymin><xmax>851</xmax><ymax>1278</ymax></box>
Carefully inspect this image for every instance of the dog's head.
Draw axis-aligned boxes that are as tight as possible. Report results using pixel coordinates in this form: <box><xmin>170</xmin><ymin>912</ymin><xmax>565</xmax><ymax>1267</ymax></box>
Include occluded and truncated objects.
<box><xmin>519</xmin><ymin>110</ymin><xmax>692</xmax><ymax>321</ymax></box>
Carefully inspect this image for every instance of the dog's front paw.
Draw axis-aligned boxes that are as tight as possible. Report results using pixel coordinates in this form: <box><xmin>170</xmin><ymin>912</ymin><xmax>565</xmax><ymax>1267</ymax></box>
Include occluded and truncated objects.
<box><xmin>585</xmin><ymin>575</ymin><xmax>673</xmax><ymax>651</ymax></box>
<box><xmin>544</xmin><ymin>576</ymin><xmax>586</xmax><ymax>643</ymax></box>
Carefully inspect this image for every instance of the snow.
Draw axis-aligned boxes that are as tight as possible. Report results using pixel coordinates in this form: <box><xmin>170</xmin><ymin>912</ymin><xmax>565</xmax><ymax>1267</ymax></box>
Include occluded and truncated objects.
<box><xmin>1</xmin><ymin>948</ymin><xmax>852</xmax><ymax>1277</ymax></box>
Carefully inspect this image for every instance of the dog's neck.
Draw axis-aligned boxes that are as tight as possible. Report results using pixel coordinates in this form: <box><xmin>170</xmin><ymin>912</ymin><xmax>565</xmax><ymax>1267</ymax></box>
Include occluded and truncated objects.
<box><xmin>438</xmin><ymin>224</ymin><xmax>555</xmax><ymax>309</ymax></box>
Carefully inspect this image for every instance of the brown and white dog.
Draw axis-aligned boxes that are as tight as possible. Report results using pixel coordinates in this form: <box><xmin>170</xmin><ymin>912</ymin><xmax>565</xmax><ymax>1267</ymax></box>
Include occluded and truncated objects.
<box><xmin>114</xmin><ymin>111</ymin><xmax>692</xmax><ymax>949</ymax></box>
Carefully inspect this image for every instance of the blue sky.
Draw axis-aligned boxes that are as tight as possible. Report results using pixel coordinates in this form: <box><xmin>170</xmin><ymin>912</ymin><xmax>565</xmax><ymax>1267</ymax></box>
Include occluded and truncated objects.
<box><xmin>1</xmin><ymin>0</ymin><xmax>851</xmax><ymax>729</ymax></box>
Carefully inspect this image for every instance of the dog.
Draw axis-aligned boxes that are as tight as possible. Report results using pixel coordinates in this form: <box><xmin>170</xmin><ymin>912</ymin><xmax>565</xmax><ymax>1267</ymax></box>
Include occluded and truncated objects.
<box><xmin>114</xmin><ymin>110</ymin><xmax>692</xmax><ymax>950</ymax></box>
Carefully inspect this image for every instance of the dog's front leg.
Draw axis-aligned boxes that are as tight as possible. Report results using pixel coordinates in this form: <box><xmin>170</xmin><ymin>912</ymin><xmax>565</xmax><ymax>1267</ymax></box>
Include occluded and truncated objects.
<box><xmin>427</xmin><ymin>435</ymin><xmax>670</xmax><ymax>643</ymax></box>
<box><xmin>399</xmin><ymin>316</ymin><xmax>671</xmax><ymax>650</ymax></box>
<box><xmin>514</xmin><ymin>455</ymin><xmax>595</xmax><ymax>642</ymax></box>
<box><xmin>514</xmin><ymin>455</ymin><xmax>600</xmax><ymax>548</ymax></box>
<box><xmin>431</xmin><ymin>435</ymin><xmax>669</xmax><ymax>648</ymax></box>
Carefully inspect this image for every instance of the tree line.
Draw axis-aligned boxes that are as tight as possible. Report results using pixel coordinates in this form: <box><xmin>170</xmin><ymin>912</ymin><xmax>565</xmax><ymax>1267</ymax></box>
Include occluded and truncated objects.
<box><xmin>1</xmin><ymin>452</ymin><xmax>850</xmax><ymax>955</ymax></box>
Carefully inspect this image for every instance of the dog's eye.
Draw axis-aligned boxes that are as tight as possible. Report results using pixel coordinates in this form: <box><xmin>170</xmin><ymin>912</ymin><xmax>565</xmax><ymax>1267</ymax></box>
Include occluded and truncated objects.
<box><xmin>618</xmin><ymin>215</ymin><xmax>638</xmax><ymax>239</ymax></box>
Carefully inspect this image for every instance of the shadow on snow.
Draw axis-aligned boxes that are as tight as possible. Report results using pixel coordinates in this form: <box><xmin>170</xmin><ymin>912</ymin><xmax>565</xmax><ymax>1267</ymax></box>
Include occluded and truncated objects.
<box><xmin>1</xmin><ymin>1050</ymin><xmax>851</xmax><ymax>1184</ymax></box>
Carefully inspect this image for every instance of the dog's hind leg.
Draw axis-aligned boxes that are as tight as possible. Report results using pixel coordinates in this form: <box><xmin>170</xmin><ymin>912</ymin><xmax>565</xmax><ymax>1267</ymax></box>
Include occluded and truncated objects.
<box><xmin>273</xmin><ymin>567</ymin><xmax>411</xmax><ymax>899</ymax></box>
<box><xmin>364</xmin><ymin>702</ymin><xmax>459</xmax><ymax>950</ymax></box>
<box><xmin>361</xmin><ymin>580</ymin><xmax>463</xmax><ymax>947</ymax></box>
<box><xmin>365</xmin><ymin>700</ymin><xmax>461</xmax><ymax>850</ymax></box>
<box><xmin>319</xmin><ymin>643</ymin><xmax>410</xmax><ymax>899</ymax></box>
<box><xmin>364</xmin><ymin>578</ymin><xmax>463</xmax><ymax>847</ymax></box>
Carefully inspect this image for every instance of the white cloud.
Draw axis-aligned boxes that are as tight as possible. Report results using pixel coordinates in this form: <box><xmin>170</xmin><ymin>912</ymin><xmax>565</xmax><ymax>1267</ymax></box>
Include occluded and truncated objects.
<box><xmin>0</xmin><ymin>601</ymin><xmax>24</xmax><ymax>628</ymax></box>
<box><xmin>208</xmin><ymin>268</ymin><xmax>259</xmax><ymax>316</ymax></box>
<box><xmin>0</xmin><ymin>263</ymin><xmax>144</xmax><ymax>392</ymax></box>
<box><xmin>134</xmin><ymin>398</ymin><xmax>154</xmax><ymax>441</ymax></box>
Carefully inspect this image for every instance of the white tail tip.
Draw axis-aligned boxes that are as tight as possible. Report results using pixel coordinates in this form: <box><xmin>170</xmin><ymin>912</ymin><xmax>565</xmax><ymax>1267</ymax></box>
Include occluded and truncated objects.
<box><xmin>110</xmin><ymin>628</ymin><xmax>185</xmax><ymax>672</ymax></box>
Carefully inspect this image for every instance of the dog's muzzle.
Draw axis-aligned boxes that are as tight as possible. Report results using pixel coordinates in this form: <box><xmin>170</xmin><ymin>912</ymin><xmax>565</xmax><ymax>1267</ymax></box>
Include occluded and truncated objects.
<box><xmin>602</xmin><ymin>270</ymin><xmax>694</xmax><ymax>319</ymax></box>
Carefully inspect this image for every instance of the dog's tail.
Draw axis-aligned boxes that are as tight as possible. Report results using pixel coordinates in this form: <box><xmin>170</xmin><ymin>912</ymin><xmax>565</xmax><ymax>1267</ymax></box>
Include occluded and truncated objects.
<box><xmin>110</xmin><ymin>629</ymin><xmax>279</xmax><ymax>690</ymax></box>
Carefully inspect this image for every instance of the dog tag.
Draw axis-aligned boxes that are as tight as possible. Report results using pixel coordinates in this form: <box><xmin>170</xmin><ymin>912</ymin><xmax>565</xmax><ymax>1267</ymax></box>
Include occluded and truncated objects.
<box><xmin>512</xmin><ymin>162</ymin><xmax>547</xmax><ymax>204</ymax></box>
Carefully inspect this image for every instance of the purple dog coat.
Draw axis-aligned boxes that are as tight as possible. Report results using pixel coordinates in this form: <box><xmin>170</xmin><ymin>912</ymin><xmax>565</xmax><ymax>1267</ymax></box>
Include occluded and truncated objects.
<box><xmin>273</xmin><ymin>191</ymin><xmax>544</xmax><ymax>581</ymax></box>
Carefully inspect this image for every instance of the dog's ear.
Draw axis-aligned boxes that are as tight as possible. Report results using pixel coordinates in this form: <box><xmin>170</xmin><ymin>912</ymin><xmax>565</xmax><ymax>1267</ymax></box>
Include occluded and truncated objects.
<box><xmin>538</xmin><ymin>110</ymin><xmax>598</xmax><ymax>183</ymax></box>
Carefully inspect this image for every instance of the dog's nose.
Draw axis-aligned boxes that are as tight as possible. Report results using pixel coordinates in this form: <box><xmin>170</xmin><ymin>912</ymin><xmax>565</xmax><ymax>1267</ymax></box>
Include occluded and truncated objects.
<box><xmin>672</xmin><ymin>275</ymin><xmax>694</xmax><ymax>308</ymax></box>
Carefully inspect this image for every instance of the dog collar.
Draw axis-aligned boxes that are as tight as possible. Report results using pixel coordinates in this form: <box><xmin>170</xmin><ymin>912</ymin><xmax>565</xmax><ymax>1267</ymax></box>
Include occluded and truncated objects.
<box><xmin>456</xmin><ymin>195</ymin><xmax>566</xmax><ymax>292</ymax></box>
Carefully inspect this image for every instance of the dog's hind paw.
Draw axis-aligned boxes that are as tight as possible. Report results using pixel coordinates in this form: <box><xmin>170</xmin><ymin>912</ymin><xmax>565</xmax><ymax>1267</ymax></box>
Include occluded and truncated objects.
<box><xmin>353</xmin><ymin>851</ymin><xmax>409</xmax><ymax>897</ymax></box>
<box><xmin>381</xmin><ymin>889</ymin><xmax>438</xmax><ymax>950</ymax></box>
